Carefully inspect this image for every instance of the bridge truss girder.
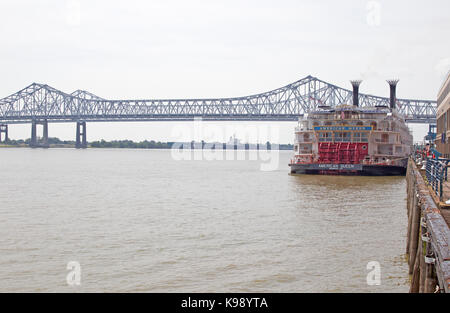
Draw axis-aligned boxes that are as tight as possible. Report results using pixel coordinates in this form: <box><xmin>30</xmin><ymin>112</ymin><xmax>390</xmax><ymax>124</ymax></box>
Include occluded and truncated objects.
<box><xmin>0</xmin><ymin>75</ymin><xmax>436</xmax><ymax>124</ymax></box>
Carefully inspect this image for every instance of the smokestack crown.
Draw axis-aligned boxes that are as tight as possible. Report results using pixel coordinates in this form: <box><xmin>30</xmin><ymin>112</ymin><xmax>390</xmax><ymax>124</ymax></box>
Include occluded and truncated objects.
<box><xmin>387</xmin><ymin>79</ymin><xmax>399</xmax><ymax>110</ymax></box>
<box><xmin>350</xmin><ymin>80</ymin><xmax>362</xmax><ymax>107</ymax></box>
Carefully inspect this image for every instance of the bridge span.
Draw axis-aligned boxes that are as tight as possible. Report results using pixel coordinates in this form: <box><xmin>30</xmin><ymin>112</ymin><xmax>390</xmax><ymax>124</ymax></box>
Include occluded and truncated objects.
<box><xmin>0</xmin><ymin>75</ymin><xmax>437</xmax><ymax>148</ymax></box>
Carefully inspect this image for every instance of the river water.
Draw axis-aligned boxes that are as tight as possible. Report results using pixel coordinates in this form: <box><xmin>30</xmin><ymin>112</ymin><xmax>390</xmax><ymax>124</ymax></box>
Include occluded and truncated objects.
<box><xmin>0</xmin><ymin>148</ymin><xmax>409</xmax><ymax>292</ymax></box>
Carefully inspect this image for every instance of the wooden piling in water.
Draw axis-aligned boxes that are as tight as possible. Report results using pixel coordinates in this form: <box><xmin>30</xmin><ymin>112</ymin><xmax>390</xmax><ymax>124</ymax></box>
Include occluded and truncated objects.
<box><xmin>419</xmin><ymin>240</ymin><xmax>426</xmax><ymax>293</ymax></box>
<box><xmin>410</xmin><ymin>238</ymin><xmax>421</xmax><ymax>293</ymax></box>
<box><xmin>406</xmin><ymin>165</ymin><xmax>413</xmax><ymax>255</ymax></box>
<box><xmin>408</xmin><ymin>191</ymin><xmax>420</xmax><ymax>274</ymax></box>
<box><xmin>424</xmin><ymin>237</ymin><xmax>438</xmax><ymax>293</ymax></box>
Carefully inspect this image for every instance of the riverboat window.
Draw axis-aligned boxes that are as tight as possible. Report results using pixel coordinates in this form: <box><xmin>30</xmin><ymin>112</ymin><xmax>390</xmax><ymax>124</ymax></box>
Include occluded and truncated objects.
<box><xmin>378</xmin><ymin>144</ymin><xmax>393</xmax><ymax>155</ymax></box>
<box><xmin>300</xmin><ymin>122</ymin><xmax>308</xmax><ymax>130</ymax></box>
<box><xmin>361</xmin><ymin>133</ymin><xmax>368</xmax><ymax>142</ymax></box>
<box><xmin>303</xmin><ymin>133</ymin><xmax>310</xmax><ymax>142</ymax></box>
<box><xmin>319</xmin><ymin>132</ymin><xmax>332</xmax><ymax>142</ymax></box>
<box><xmin>334</xmin><ymin>132</ymin><xmax>350</xmax><ymax>142</ymax></box>
<box><xmin>379</xmin><ymin>121</ymin><xmax>389</xmax><ymax>131</ymax></box>
<box><xmin>353</xmin><ymin>132</ymin><xmax>361</xmax><ymax>142</ymax></box>
<box><xmin>299</xmin><ymin>143</ymin><xmax>312</xmax><ymax>154</ymax></box>
<box><xmin>391</xmin><ymin>122</ymin><xmax>397</xmax><ymax>131</ymax></box>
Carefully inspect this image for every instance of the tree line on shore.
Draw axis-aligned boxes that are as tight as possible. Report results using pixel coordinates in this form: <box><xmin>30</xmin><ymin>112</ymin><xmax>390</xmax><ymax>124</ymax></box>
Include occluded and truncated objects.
<box><xmin>2</xmin><ymin>137</ymin><xmax>293</xmax><ymax>150</ymax></box>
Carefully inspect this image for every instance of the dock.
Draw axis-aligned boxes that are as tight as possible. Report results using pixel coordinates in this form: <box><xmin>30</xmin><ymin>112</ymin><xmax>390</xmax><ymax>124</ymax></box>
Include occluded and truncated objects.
<box><xmin>406</xmin><ymin>158</ymin><xmax>450</xmax><ymax>292</ymax></box>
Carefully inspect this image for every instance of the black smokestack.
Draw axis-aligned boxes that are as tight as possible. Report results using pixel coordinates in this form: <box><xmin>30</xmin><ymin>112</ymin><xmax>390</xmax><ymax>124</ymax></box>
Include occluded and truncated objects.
<box><xmin>387</xmin><ymin>79</ymin><xmax>399</xmax><ymax>110</ymax></box>
<box><xmin>350</xmin><ymin>80</ymin><xmax>362</xmax><ymax>107</ymax></box>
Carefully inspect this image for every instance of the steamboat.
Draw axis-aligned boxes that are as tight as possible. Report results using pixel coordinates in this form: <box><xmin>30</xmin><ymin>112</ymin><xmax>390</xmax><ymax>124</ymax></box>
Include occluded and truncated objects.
<box><xmin>289</xmin><ymin>80</ymin><xmax>413</xmax><ymax>175</ymax></box>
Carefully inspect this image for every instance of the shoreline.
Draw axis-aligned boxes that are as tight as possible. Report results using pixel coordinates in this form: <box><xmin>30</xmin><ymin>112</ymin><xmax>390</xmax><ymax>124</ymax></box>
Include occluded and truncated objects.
<box><xmin>0</xmin><ymin>140</ymin><xmax>294</xmax><ymax>150</ymax></box>
<box><xmin>0</xmin><ymin>145</ymin><xmax>294</xmax><ymax>151</ymax></box>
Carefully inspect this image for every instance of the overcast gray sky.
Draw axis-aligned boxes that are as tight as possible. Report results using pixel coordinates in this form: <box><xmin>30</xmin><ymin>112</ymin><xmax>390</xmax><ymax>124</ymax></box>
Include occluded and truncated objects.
<box><xmin>1</xmin><ymin>0</ymin><xmax>449</xmax><ymax>142</ymax></box>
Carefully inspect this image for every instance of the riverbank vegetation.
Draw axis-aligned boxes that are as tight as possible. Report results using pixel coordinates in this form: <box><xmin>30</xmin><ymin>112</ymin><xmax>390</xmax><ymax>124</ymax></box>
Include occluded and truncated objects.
<box><xmin>2</xmin><ymin>138</ymin><xmax>293</xmax><ymax>150</ymax></box>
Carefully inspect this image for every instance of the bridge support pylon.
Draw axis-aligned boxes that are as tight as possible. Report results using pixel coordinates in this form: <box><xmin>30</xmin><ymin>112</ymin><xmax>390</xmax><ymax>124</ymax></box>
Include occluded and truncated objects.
<box><xmin>30</xmin><ymin>119</ymin><xmax>49</xmax><ymax>148</ymax></box>
<box><xmin>0</xmin><ymin>124</ymin><xmax>8</xmax><ymax>143</ymax></box>
<box><xmin>75</xmin><ymin>121</ymin><xmax>87</xmax><ymax>149</ymax></box>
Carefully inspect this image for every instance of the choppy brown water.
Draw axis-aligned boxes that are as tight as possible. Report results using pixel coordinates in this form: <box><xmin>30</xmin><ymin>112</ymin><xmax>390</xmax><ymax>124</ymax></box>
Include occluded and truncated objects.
<box><xmin>0</xmin><ymin>148</ymin><xmax>409</xmax><ymax>292</ymax></box>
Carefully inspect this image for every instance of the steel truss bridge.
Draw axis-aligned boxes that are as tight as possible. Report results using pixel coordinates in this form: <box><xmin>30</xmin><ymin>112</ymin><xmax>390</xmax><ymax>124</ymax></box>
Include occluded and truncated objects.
<box><xmin>0</xmin><ymin>75</ymin><xmax>437</xmax><ymax>124</ymax></box>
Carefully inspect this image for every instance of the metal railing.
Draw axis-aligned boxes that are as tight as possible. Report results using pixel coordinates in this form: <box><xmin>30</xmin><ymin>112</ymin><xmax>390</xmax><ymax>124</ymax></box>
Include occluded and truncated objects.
<box><xmin>438</xmin><ymin>158</ymin><xmax>450</xmax><ymax>182</ymax></box>
<box><xmin>425</xmin><ymin>158</ymin><xmax>450</xmax><ymax>201</ymax></box>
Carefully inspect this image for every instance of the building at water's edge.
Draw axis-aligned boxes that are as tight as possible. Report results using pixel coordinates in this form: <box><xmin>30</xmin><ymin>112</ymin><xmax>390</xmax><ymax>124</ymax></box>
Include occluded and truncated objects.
<box><xmin>436</xmin><ymin>71</ymin><xmax>450</xmax><ymax>157</ymax></box>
